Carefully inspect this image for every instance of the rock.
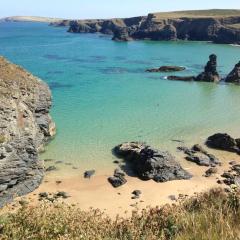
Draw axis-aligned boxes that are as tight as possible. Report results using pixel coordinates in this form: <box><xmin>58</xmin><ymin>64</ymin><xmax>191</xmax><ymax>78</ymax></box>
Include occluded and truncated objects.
<box><xmin>132</xmin><ymin>190</ymin><xmax>142</xmax><ymax>197</ymax></box>
<box><xmin>169</xmin><ymin>195</ymin><xmax>176</xmax><ymax>201</ymax></box>
<box><xmin>84</xmin><ymin>170</ymin><xmax>95</xmax><ymax>179</ymax></box>
<box><xmin>108</xmin><ymin>175</ymin><xmax>127</xmax><ymax>188</ymax></box>
<box><xmin>206</xmin><ymin>133</ymin><xmax>239</xmax><ymax>153</ymax></box>
<box><xmin>113</xmin><ymin>142</ymin><xmax>191</xmax><ymax>182</ymax></box>
<box><xmin>66</xmin><ymin>13</ymin><xmax>240</xmax><ymax>45</ymax></box>
<box><xmin>0</xmin><ymin>57</ymin><xmax>55</xmax><ymax>207</ymax></box>
<box><xmin>146</xmin><ymin>66</ymin><xmax>186</xmax><ymax>73</ymax></box>
<box><xmin>55</xmin><ymin>191</ymin><xmax>70</xmax><ymax>199</ymax></box>
<box><xmin>39</xmin><ymin>192</ymin><xmax>48</xmax><ymax>198</ymax></box>
<box><xmin>232</xmin><ymin>164</ymin><xmax>240</xmax><ymax>174</ymax></box>
<box><xmin>167</xmin><ymin>76</ymin><xmax>195</xmax><ymax>81</ymax></box>
<box><xmin>225</xmin><ymin>61</ymin><xmax>240</xmax><ymax>84</ymax></box>
<box><xmin>205</xmin><ymin>167</ymin><xmax>218</xmax><ymax>177</ymax></box>
<box><xmin>186</xmin><ymin>155</ymin><xmax>214</xmax><ymax>167</ymax></box>
<box><xmin>114</xmin><ymin>168</ymin><xmax>125</xmax><ymax>177</ymax></box>
<box><xmin>112</xmin><ymin>27</ymin><xmax>132</xmax><ymax>41</ymax></box>
<box><xmin>196</xmin><ymin>54</ymin><xmax>220</xmax><ymax>82</ymax></box>
<box><xmin>192</xmin><ymin>144</ymin><xmax>208</xmax><ymax>154</ymax></box>
<box><xmin>46</xmin><ymin>166</ymin><xmax>57</xmax><ymax>172</ymax></box>
<box><xmin>229</xmin><ymin>161</ymin><xmax>237</xmax><ymax>166</ymax></box>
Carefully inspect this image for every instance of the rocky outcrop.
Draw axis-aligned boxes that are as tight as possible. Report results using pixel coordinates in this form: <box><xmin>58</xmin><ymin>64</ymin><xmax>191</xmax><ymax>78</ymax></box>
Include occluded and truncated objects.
<box><xmin>64</xmin><ymin>10</ymin><xmax>240</xmax><ymax>45</ymax></box>
<box><xmin>0</xmin><ymin>57</ymin><xmax>55</xmax><ymax>207</ymax></box>
<box><xmin>196</xmin><ymin>54</ymin><xmax>220</xmax><ymax>82</ymax></box>
<box><xmin>178</xmin><ymin>145</ymin><xmax>221</xmax><ymax>167</ymax></box>
<box><xmin>146</xmin><ymin>66</ymin><xmax>186</xmax><ymax>72</ymax></box>
<box><xmin>167</xmin><ymin>76</ymin><xmax>196</xmax><ymax>81</ymax></box>
<box><xmin>206</xmin><ymin>133</ymin><xmax>240</xmax><ymax>154</ymax></box>
<box><xmin>225</xmin><ymin>61</ymin><xmax>240</xmax><ymax>83</ymax></box>
<box><xmin>113</xmin><ymin>142</ymin><xmax>191</xmax><ymax>182</ymax></box>
<box><xmin>112</xmin><ymin>27</ymin><xmax>132</xmax><ymax>41</ymax></box>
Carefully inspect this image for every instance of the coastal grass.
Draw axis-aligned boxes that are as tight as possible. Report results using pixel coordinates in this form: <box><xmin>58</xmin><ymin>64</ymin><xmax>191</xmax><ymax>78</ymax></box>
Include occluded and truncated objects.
<box><xmin>0</xmin><ymin>188</ymin><xmax>240</xmax><ymax>240</ymax></box>
<box><xmin>153</xmin><ymin>9</ymin><xmax>240</xmax><ymax>19</ymax></box>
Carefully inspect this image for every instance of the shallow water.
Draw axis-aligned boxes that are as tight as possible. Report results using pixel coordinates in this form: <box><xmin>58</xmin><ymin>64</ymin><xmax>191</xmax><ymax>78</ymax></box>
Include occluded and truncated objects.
<box><xmin>1</xmin><ymin>22</ymin><xmax>240</xmax><ymax>172</ymax></box>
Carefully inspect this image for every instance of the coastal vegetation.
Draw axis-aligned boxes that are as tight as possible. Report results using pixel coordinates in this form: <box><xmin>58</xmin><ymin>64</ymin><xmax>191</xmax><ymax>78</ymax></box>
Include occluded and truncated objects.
<box><xmin>0</xmin><ymin>188</ymin><xmax>239</xmax><ymax>239</ymax></box>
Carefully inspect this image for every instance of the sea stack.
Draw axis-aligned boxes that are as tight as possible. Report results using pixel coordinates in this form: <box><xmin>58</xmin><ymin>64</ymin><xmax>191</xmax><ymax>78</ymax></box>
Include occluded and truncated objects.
<box><xmin>196</xmin><ymin>54</ymin><xmax>220</xmax><ymax>82</ymax></box>
<box><xmin>225</xmin><ymin>61</ymin><xmax>240</xmax><ymax>84</ymax></box>
<box><xmin>0</xmin><ymin>57</ymin><xmax>55</xmax><ymax>207</ymax></box>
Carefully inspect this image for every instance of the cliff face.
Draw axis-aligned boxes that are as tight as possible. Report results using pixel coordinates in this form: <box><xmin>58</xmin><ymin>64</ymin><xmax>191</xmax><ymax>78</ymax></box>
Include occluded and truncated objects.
<box><xmin>0</xmin><ymin>57</ymin><xmax>55</xmax><ymax>207</ymax></box>
<box><xmin>65</xmin><ymin>10</ymin><xmax>240</xmax><ymax>44</ymax></box>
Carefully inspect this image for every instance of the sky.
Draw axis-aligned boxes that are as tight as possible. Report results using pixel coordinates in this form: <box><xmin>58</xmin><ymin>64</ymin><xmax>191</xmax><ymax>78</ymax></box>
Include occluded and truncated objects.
<box><xmin>1</xmin><ymin>0</ymin><xmax>240</xmax><ymax>19</ymax></box>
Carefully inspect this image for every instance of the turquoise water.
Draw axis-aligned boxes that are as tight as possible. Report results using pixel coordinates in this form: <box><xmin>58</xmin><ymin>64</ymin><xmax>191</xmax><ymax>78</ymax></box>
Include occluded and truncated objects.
<box><xmin>1</xmin><ymin>22</ymin><xmax>240</xmax><ymax>171</ymax></box>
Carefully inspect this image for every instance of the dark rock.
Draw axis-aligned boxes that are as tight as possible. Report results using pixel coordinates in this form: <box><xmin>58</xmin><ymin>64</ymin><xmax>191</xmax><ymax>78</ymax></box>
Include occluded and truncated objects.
<box><xmin>167</xmin><ymin>75</ymin><xmax>195</xmax><ymax>81</ymax></box>
<box><xmin>205</xmin><ymin>167</ymin><xmax>218</xmax><ymax>177</ymax></box>
<box><xmin>132</xmin><ymin>190</ymin><xmax>142</xmax><ymax>196</ymax></box>
<box><xmin>229</xmin><ymin>161</ymin><xmax>237</xmax><ymax>166</ymax></box>
<box><xmin>112</xmin><ymin>27</ymin><xmax>132</xmax><ymax>41</ymax></box>
<box><xmin>114</xmin><ymin>168</ymin><xmax>125</xmax><ymax>177</ymax></box>
<box><xmin>196</xmin><ymin>54</ymin><xmax>220</xmax><ymax>82</ymax></box>
<box><xmin>45</xmin><ymin>166</ymin><xmax>57</xmax><ymax>172</ymax></box>
<box><xmin>113</xmin><ymin>142</ymin><xmax>192</xmax><ymax>182</ymax></box>
<box><xmin>39</xmin><ymin>192</ymin><xmax>48</xmax><ymax>198</ymax></box>
<box><xmin>206</xmin><ymin>133</ymin><xmax>238</xmax><ymax>153</ymax></box>
<box><xmin>146</xmin><ymin>66</ymin><xmax>186</xmax><ymax>73</ymax></box>
<box><xmin>192</xmin><ymin>144</ymin><xmax>208</xmax><ymax>154</ymax></box>
<box><xmin>108</xmin><ymin>175</ymin><xmax>127</xmax><ymax>188</ymax></box>
<box><xmin>232</xmin><ymin>164</ymin><xmax>240</xmax><ymax>174</ymax></box>
<box><xmin>55</xmin><ymin>191</ymin><xmax>70</xmax><ymax>199</ymax></box>
<box><xmin>186</xmin><ymin>155</ymin><xmax>213</xmax><ymax>167</ymax></box>
<box><xmin>169</xmin><ymin>195</ymin><xmax>176</xmax><ymax>201</ymax></box>
<box><xmin>225</xmin><ymin>61</ymin><xmax>240</xmax><ymax>84</ymax></box>
<box><xmin>84</xmin><ymin>170</ymin><xmax>95</xmax><ymax>179</ymax></box>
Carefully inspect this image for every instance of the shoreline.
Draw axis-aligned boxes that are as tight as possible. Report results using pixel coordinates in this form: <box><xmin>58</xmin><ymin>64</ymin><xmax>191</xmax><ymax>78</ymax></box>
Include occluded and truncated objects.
<box><xmin>5</xmin><ymin>140</ymin><xmax>239</xmax><ymax>218</ymax></box>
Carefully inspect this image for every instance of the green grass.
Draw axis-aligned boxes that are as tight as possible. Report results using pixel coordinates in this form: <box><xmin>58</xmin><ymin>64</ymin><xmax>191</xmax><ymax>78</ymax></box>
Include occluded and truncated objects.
<box><xmin>152</xmin><ymin>9</ymin><xmax>240</xmax><ymax>19</ymax></box>
<box><xmin>0</xmin><ymin>188</ymin><xmax>240</xmax><ymax>239</ymax></box>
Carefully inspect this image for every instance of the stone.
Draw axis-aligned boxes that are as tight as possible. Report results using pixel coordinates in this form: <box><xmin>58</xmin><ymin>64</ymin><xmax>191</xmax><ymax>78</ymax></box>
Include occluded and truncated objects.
<box><xmin>108</xmin><ymin>175</ymin><xmax>127</xmax><ymax>188</ymax></box>
<box><xmin>225</xmin><ymin>61</ymin><xmax>240</xmax><ymax>84</ymax></box>
<box><xmin>205</xmin><ymin>167</ymin><xmax>218</xmax><ymax>177</ymax></box>
<box><xmin>206</xmin><ymin>133</ymin><xmax>238</xmax><ymax>153</ymax></box>
<box><xmin>46</xmin><ymin>166</ymin><xmax>57</xmax><ymax>172</ymax></box>
<box><xmin>196</xmin><ymin>54</ymin><xmax>220</xmax><ymax>82</ymax></box>
<box><xmin>167</xmin><ymin>76</ymin><xmax>195</xmax><ymax>81</ymax></box>
<box><xmin>112</xmin><ymin>27</ymin><xmax>132</xmax><ymax>41</ymax></box>
<box><xmin>55</xmin><ymin>191</ymin><xmax>70</xmax><ymax>199</ymax></box>
<box><xmin>39</xmin><ymin>192</ymin><xmax>48</xmax><ymax>198</ymax></box>
<box><xmin>146</xmin><ymin>66</ymin><xmax>186</xmax><ymax>73</ymax></box>
<box><xmin>113</xmin><ymin>142</ymin><xmax>191</xmax><ymax>182</ymax></box>
<box><xmin>132</xmin><ymin>190</ymin><xmax>142</xmax><ymax>197</ymax></box>
<box><xmin>84</xmin><ymin>170</ymin><xmax>95</xmax><ymax>179</ymax></box>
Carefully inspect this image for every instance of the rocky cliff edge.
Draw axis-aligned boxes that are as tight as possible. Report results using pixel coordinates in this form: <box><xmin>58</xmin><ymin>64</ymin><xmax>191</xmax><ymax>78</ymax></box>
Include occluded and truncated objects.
<box><xmin>0</xmin><ymin>57</ymin><xmax>55</xmax><ymax>207</ymax></box>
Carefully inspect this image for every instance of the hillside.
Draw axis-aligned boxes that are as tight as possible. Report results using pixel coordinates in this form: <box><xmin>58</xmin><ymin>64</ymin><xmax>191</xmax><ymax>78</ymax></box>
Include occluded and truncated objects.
<box><xmin>1</xmin><ymin>16</ymin><xmax>64</xmax><ymax>23</ymax></box>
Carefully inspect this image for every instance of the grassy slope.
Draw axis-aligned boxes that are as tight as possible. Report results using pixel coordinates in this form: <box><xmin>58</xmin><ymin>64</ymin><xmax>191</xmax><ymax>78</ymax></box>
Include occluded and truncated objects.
<box><xmin>0</xmin><ymin>16</ymin><xmax>64</xmax><ymax>23</ymax></box>
<box><xmin>0</xmin><ymin>188</ymin><xmax>240</xmax><ymax>240</ymax></box>
<box><xmin>152</xmin><ymin>9</ymin><xmax>240</xmax><ymax>19</ymax></box>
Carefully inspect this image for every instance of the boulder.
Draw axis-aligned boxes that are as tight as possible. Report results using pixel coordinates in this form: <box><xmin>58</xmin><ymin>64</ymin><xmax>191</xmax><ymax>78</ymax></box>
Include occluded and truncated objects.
<box><xmin>167</xmin><ymin>76</ymin><xmax>195</xmax><ymax>81</ymax></box>
<box><xmin>113</xmin><ymin>142</ymin><xmax>191</xmax><ymax>182</ymax></box>
<box><xmin>206</xmin><ymin>133</ymin><xmax>239</xmax><ymax>153</ymax></box>
<box><xmin>84</xmin><ymin>170</ymin><xmax>95</xmax><ymax>179</ymax></box>
<box><xmin>146</xmin><ymin>66</ymin><xmax>186</xmax><ymax>73</ymax></box>
<box><xmin>225</xmin><ymin>61</ymin><xmax>240</xmax><ymax>84</ymax></box>
<box><xmin>196</xmin><ymin>54</ymin><xmax>220</xmax><ymax>82</ymax></box>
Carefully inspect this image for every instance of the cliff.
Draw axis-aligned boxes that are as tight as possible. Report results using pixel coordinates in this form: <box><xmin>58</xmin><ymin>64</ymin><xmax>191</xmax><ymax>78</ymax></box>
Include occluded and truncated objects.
<box><xmin>64</xmin><ymin>9</ymin><xmax>240</xmax><ymax>44</ymax></box>
<box><xmin>0</xmin><ymin>57</ymin><xmax>55</xmax><ymax>207</ymax></box>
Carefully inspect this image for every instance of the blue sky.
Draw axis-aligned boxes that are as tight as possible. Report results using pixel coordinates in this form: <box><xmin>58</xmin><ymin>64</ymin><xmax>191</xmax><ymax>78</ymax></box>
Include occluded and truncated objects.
<box><xmin>1</xmin><ymin>0</ymin><xmax>240</xmax><ymax>19</ymax></box>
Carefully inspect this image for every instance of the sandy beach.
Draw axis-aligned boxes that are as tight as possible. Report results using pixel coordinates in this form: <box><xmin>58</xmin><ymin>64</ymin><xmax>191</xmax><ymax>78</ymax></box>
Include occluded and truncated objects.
<box><xmin>4</xmin><ymin>146</ymin><xmax>238</xmax><ymax>218</ymax></box>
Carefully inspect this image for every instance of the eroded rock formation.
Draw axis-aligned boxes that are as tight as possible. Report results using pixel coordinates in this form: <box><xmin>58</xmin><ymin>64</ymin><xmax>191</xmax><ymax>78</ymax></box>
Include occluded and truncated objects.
<box><xmin>113</xmin><ymin>142</ymin><xmax>192</xmax><ymax>182</ymax></box>
<box><xmin>0</xmin><ymin>57</ymin><xmax>55</xmax><ymax>207</ymax></box>
<box><xmin>225</xmin><ymin>61</ymin><xmax>240</xmax><ymax>83</ymax></box>
<box><xmin>196</xmin><ymin>54</ymin><xmax>220</xmax><ymax>82</ymax></box>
